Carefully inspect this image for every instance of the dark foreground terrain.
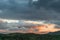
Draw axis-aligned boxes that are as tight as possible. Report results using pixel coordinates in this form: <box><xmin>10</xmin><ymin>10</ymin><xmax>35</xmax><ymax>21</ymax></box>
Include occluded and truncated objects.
<box><xmin>0</xmin><ymin>32</ymin><xmax>60</xmax><ymax>40</ymax></box>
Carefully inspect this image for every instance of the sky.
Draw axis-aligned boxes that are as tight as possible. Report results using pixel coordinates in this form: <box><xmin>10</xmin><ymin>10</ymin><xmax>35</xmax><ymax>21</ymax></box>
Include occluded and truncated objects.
<box><xmin>0</xmin><ymin>0</ymin><xmax>60</xmax><ymax>20</ymax></box>
<box><xmin>0</xmin><ymin>0</ymin><xmax>60</xmax><ymax>34</ymax></box>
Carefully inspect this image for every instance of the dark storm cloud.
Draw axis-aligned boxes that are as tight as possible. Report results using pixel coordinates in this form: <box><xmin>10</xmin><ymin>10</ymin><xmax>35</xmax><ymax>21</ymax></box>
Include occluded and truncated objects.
<box><xmin>0</xmin><ymin>0</ymin><xmax>60</xmax><ymax>20</ymax></box>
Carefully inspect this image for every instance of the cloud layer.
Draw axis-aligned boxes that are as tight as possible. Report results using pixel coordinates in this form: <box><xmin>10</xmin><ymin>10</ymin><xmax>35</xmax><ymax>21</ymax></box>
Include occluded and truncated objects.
<box><xmin>0</xmin><ymin>0</ymin><xmax>60</xmax><ymax>20</ymax></box>
<box><xmin>0</xmin><ymin>18</ymin><xmax>60</xmax><ymax>34</ymax></box>
<box><xmin>0</xmin><ymin>0</ymin><xmax>60</xmax><ymax>34</ymax></box>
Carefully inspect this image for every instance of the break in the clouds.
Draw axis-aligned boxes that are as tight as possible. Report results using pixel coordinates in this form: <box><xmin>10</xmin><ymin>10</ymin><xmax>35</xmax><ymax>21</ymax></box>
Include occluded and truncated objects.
<box><xmin>0</xmin><ymin>18</ymin><xmax>60</xmax><ymax>34</ymax></box>
<box><xmin>0</xmin><ymin>18</ymin><xmax>45</xmax><ymax>30</ymax></box>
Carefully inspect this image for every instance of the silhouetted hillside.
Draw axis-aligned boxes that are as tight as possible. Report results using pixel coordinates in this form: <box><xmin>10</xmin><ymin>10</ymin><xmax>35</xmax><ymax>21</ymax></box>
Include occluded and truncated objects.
<box><xmin>0</xmin><ymin>33</ymin><xmax>60</xmax><ymax>40</ymax></box>
<box><xmin>49</xmin><ymin>31</ymin><xmax>60</xmax><ymax>35</ymax></box>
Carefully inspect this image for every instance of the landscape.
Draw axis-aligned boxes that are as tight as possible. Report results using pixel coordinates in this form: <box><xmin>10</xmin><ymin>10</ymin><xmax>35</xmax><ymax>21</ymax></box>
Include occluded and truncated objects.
<box><xmin>0</xmin><ymin>0</ymin><xmax>60</xmax><ymax>40</ymax></box>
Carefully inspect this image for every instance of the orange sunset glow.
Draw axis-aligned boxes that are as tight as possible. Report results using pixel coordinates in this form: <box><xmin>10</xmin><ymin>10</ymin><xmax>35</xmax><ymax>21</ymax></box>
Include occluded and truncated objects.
<box><xmin>5</xmin><ymin>24</ymin><xmax>60</xmax><ymax>34</ymax></box>
<box><xmin>0</xmin><ymin>18</ymin><xmax>60</xmax><ymax>34</ymax></box>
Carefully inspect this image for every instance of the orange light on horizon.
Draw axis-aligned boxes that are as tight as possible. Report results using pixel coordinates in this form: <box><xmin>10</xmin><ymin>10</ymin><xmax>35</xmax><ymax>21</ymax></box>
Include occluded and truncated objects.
<box><xmin>0</xmin><ymin>18</ymin><xmax>60</xmax><ymax>34</ymax></box>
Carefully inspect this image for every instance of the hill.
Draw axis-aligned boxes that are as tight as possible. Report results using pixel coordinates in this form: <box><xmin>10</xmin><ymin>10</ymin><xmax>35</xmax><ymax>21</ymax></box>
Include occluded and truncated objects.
<box><xmin>0</xmin><ymin>32</ymin><xmax>60</xmax><ymax>40</ymax></box>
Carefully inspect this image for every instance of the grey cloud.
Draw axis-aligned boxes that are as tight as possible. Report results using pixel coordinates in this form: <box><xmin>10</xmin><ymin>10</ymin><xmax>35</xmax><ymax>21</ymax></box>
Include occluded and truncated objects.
<box><xmin>0</xmin><ymin>22</ymin><xmax>8</xmax><ymax>29</ymax></box>
<box><xmin>0</xmin><ymin>0</ymin><xmax>60</xmax><ymax>34</ymax></box>
<box><xmin>0</xmin><ymin>0</ymin><xmax>60</xmax><ymax>20</ymax></box>
<box><xmin>0</xmin><ymin>20</ymin><xmax>36</xmax><ymax>30</ymax></box>
<box><xmin>7</xmin><ymin>27</ymin><xmax>19</xmax><ymax>31</ymax></box>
